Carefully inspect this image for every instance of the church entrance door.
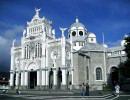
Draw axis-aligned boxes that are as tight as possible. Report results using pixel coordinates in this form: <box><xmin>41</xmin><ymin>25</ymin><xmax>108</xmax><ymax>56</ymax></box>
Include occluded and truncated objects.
<box><xmin>29</xmin><ymin>71</ymin><xmax>37</xmax><ymax>89</ymax></box>
<box><xmin>13</xmin><ymin>73</ymin><xmax>16</xmax><ymax>88</ymax></box>
<box><xmin>110</xmin><ymin>67</ymin><xmax>118</xmax><ymax>86</ymax></box>
<box><xmin>49</xmin><ymin>68</ymin><xmax>53</xmax><ymax>89</ymax></box>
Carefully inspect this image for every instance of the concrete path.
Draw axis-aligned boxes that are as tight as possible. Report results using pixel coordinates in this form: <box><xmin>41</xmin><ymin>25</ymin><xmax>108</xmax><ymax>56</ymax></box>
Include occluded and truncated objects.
<box><xmin>0</xmin><ymin>90</ymin><xmax>130</xmax><ymax>100</ymax></box>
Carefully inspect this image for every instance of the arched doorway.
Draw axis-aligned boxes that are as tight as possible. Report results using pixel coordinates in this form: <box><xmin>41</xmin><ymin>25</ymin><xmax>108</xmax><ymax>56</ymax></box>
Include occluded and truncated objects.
<box><xmin>57</xmin><ymin>67</ymin><xmax>62</xmax><ymax>89</ymax></box>
<box><xmin>49</xmin><ymin>68</ymin><xmax>53</xmax><ymax>89</ymax></box>
<box><xmin>110</xmin><ymin>67</ymin><xmax>118</xmax><ymax>86</ymax></box>
<box><xmin>27</xmin><ymin>62</ymin><xmax>38</xmax><ymax>89</ymax></box>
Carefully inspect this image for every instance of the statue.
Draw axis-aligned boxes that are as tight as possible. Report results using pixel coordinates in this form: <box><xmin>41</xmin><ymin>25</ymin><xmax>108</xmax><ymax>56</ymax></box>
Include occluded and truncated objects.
<box><xmin>35</xmin><ymin>8</ymin><xmax>41</xmax><ymax>17</ymax></box>
<box><xmin>12</xmin><ymin>39</ymin><xmax>16</xmax><ymax>47</ymax></box>
<box><xmin>23</xmin><ymin>29</ymin><xmax>26</xmax><ymax>37</ymax></box>
<box><xmin>59</xmin><ymin>27</ymin><xmax>67</xmax><ymax>36</ymax></box>
<box><xmin>52</xmin><ymin>29</ymin><xmax>55</xmax><ymax>36</ymax></box>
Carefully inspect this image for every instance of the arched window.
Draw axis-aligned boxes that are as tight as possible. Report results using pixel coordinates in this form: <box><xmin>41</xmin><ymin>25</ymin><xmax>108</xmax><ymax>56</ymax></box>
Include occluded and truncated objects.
<box><xmin>68</xmin><ymin>35</ymin><xmax>70</xmax><ymax>38</ymax></box>
<box><xmin>86</xmin><ymin>66</ymin><xmax>89</xmax><ymax>80</ymax></box>
<box><xmin>79</xmin><ymin>31</ymin><xmax>83</xmax><ymax>36</ymax></box>
<box><xmin>96</xmin><ymin>67</ymin><xmax>102</xmax><ymax>80</ymax></box>
<box><xmin>72</xmin><ymin>31</ymin><xmax>76</xmax><ymax>36</ymax></box>
<box><xmin>91</xmin><ymin>38</ymin><xmax>93</xmax><ymax>41</ymax></box>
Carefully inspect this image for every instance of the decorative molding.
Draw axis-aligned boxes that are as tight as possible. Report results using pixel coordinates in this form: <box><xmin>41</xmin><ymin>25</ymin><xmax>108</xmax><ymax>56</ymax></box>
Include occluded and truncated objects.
<box><xmin>37</xmin><ymin>69</ymin><xmax>40</xmax><ymax>71</ymax></box>
<box><xmin>61</xmin><ymin>66</ymin><xmax>67</xmax><ymax>70</ymax></box>
<box><xmin>41</xmin><ymin>68</ymin><xmax>46</xmax><ymax>71</ymax></box>
<box><xmin>52</xmin><ymin>67</ymin><xmax>56</xmax><ymax>70</ymax></box>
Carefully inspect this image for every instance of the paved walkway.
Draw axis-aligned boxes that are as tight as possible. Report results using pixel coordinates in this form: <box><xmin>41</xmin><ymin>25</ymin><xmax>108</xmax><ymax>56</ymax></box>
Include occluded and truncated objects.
<box><xmin>0</xmin><ymin>90</ymin><xmax>130</xmax><ymax>100</ymax></box>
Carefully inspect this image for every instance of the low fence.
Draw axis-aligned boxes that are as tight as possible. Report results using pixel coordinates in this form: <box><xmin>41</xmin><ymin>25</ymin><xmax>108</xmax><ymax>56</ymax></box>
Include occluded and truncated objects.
<box><xmin>0</xmin><ymin>85</ymin><xmax>9</xmax><ymax>90</ymax></box>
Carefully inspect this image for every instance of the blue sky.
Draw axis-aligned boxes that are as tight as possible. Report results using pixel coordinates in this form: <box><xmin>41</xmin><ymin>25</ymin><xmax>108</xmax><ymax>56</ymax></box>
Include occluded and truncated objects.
<box><xmin>0</xmin><ymin>0</ymin><xmax>130</xmax><ymax>72</ymax></box>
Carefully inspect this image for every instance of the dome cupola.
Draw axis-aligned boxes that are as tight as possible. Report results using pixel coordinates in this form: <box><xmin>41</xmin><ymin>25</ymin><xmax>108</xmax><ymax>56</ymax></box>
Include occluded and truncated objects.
<box><xmin>87</xmin><ymin>32</ymin><xmax>97</xmax><ymax>43</ymax></box>
<box><xmin>68</xmin><ymin>17</ymin><xmax>87</xmax><ymax>38</ymax></box>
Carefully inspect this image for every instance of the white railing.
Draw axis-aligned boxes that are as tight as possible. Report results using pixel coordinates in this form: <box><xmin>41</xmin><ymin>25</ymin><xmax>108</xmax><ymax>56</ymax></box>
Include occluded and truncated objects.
<box><xmin>0</xmin><ymin>85</ymin><xmax>9</xmax><ymax>89</ymax></box>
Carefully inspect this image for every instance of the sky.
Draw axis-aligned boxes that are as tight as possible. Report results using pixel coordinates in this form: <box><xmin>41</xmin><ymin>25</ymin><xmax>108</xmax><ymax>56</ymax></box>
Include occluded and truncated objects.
<box><xmin>0</xmin><ymin>0</ymin><xmax>130</xmax><ymax>72</ymax></box>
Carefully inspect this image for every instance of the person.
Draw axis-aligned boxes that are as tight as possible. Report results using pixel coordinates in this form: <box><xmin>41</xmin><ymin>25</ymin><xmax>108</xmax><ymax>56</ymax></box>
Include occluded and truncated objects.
<box><xmin>69</xmin><ymin>81</ymin><xmax>72</xmax><ymax>90</ymax></box>
<box><xmin>115</xmin><ymin>84</ymin><xmax>120</xmax><ymax>97</ymax></box>
<box><xmin>15</xmin><ymin>85</ymin><xmax>19</xmax><ymax>94</ymax></box>
<box><xmin>3</xmin><ymin>89</ymin><xmax>8</xmax><ymax>94</ymax></box>
<box><xmin>82</xmin><ymin>83</ymin><xmax>85</xmax><ymax>96</ymax></box>
<box><xmin>86</xmin><ymin>83</ymin><xmax>89</xmax><ymax>96</ymax></box>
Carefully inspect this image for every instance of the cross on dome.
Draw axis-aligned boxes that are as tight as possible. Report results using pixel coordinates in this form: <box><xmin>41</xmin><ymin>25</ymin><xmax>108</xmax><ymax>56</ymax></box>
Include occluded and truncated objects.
<box><xmin>76</xmin><ymin>16</ymin><xmax>79</xmax><ymax>23</ymax></box>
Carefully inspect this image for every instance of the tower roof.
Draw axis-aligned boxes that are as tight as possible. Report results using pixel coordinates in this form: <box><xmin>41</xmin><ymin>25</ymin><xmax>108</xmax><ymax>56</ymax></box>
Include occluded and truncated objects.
<box><xmin>69</xmin><ymin>17</ymin><xmax>86</xmax><ymax>30</ymax></box>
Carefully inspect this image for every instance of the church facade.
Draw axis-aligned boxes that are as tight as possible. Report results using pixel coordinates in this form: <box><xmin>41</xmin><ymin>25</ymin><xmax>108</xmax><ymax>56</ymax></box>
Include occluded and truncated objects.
<box><xmin>10</xmin><ymin>9</ymin><xmax>127</xmax><ymax>90</ymax></box>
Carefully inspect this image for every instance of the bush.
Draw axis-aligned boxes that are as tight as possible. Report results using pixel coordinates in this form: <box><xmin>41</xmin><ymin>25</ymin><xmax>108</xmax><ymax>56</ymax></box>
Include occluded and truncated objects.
<box><xmin>102</xmin><ymin>82</ymin><xmax>112</xmax><ymax>94</ymax></box>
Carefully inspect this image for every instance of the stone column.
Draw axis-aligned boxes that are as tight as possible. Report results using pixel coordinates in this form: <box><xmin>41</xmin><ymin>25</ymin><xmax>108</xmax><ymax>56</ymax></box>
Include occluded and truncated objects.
<box><xmin>10</xmin><ymin>72</ymin><xmax>14</xmax><ymax>87</ymax></box>
<box><xmin>26</xmin><ymin>47</ymin><xmax>27</xmax><ymax>59</ymax></box>
<box><xmin>41</xmin><ymin>43</ymin><xmax>46</xmax><ymax>68</ymax></box>
<box><xmin>61</xmin><ymin>36</ymin><xmax>67</xmax><ymax>89</ymax></box>
<box><xmin>71</xmin><ymin>68</ymin><xmax>74</xmax><ymax>85</ymax></box>
<box><xmin>61</xmin><ymin>66</ymin><xmax>67</xmax><ymax>89</ymax></box>
<box><xmin>103</xmin><ymin>52</ymin><xmax>107</xmax><ymax>82</ymax></box>
<box><xmin>41</xmin><ymin>68</ymin><xmax>46</xmax><ymax>89</ymax></box>
<box><xmin>45</xmin><ymin>43</ymin><xmax>49</xmax><ymax>89</ymax></box>
<box><xmin>45</xmin><ymin>68</ymin><xmax>49</xmax><ymax>89</ymax></box>
<box><xmin>10</xmin><ymin>53</ymin><xmax>14</xmax><ymax>70</ymax></box>
<box><xmin>24</xmin><ymin>70</ymin><xmax>28</xmax><ymax>89</ymax></box>
<box><xmin>16</xmin><ymin>72</ymin><xmax>19</xmax><ymax>86</ymax></box>
<box><xmin>37</xmin><ymin>69</ymin><xmax>40</xmax><ymax>89</ymax></box>
<box><xmin>39</xmin><ymin>44</ymin><xmax>41</xmax><ymax>57</ymax></box>
<box><xmin>53</xmin><ymin>67</ymin><xmax>57</xmax><ymax>89</ymax></box>
<box><xmin>21</xmin><ymin>71</ymin><xmax>24</xmax><ymax>86</ymax></box>
<box><xmin>37</xmin><ymin>44</ymin><xmax>39</xmax><ymax>57</ymax></box>
<box><xmin>70</xmin><ymin>35</ymin><xmax>74</xmax><ymax>89</ymax></box>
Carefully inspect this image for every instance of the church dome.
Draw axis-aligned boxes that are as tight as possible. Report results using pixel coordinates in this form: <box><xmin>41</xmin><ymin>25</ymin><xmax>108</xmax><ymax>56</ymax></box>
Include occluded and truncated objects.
<box><xmin>88</xmin><ymin>32</ymin><xmax>96</xmax><ymax>38</ymax></box>
<box><xmin>102</xmin><ymin>43</ymin><xmax>108</xmax><ymax>48</ymax></box>
<box><xmin>68</xmin><ymin>17</ymin><xmax>87</xmax><ymax>38</ymax></box>
<box><xmin>70</xmin><ymin>22</ymin><xmax>86</xmax><ymax>29</ymax></box>
<box><xmin>69</xmin><ymin>17</ymin><xmax>86</xmax><ymax>30</ymax></box>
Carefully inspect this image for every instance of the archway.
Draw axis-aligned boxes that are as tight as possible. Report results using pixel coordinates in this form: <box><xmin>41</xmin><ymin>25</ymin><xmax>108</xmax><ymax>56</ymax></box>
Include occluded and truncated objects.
<box><xmin>110</xmin><ymin>67</ymin><xmax>118</xmax><ymax>86</ymax></box>
<box><xmin>49</xmin><ymin>68</ymin><xmax>53</xmax><ymax>89</ymax></box>
<box><xmin>27</xmin><ymin>62</ymin><xmax>38</xmax><ymax>89</ymax></box>
<box><xmin>57</xmin><ymin>67</ymin><xmax>62</xmax><ymax>89</ymax></box>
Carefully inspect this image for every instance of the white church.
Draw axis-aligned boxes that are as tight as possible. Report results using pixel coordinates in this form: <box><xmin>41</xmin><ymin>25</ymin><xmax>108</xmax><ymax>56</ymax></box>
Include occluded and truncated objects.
<box><xmin>10</xmin><ymin>8</ymin><xmax>127</xmax><ymax>90</ymax></box>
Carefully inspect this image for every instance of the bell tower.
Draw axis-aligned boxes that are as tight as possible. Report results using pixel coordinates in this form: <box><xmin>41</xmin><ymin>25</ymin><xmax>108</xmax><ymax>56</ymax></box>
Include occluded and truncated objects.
<box><xmin>26</xmin><ymin>8</ymin><xmax>52</xmax><ymax>39</ymax></box>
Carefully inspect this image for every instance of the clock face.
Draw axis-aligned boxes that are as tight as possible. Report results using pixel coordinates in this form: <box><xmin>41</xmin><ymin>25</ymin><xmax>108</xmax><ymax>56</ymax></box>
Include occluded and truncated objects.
<box><xmin>51</xmin><ymin>51</ymin><xmax>59</xmax><ymax>60</ymax></box>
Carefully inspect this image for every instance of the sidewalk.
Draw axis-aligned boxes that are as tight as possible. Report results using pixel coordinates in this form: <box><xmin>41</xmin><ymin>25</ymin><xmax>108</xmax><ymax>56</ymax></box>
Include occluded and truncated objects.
<box><xmin>0</xmin><ymin>89</ymin><xmax>106</xmax><ymax>96</ymax></box>
<box><xmin>0</xmin><ymin>90</ymin><xmax>130</xmax><ymax>100</ymax></box>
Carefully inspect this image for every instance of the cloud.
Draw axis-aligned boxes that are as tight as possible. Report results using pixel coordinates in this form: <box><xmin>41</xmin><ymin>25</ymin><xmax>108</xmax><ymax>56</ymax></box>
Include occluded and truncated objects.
<box><xmin>106</xmin><ymin>40</ymin><xmax>121</xmax><ymax>47</ymax></box>
<box><xmin>0</xmin><ymin>36</ymin><xmax>10</xmax><ymax>71</ymax></box>
<box><xmin>0</xmin><ymin>36</ymin><xmax>7</xmax><ymax>45</ymax></box>
<box><xmin>4</xmin><ymin>25</ymin><xmax>25</xmax><ymax>39</ymax></box>
<box><xmin>0</xmin><ymin>23</ymin><xmax>24</xmax><ymax>72</ymax></box>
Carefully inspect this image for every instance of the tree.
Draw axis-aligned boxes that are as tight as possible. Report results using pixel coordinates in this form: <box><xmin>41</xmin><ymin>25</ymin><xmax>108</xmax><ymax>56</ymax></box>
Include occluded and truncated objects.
<box><xmin>118</xmin><ymin>33</ymin><xmax>130</xmax><ymax>78</ymax></box>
